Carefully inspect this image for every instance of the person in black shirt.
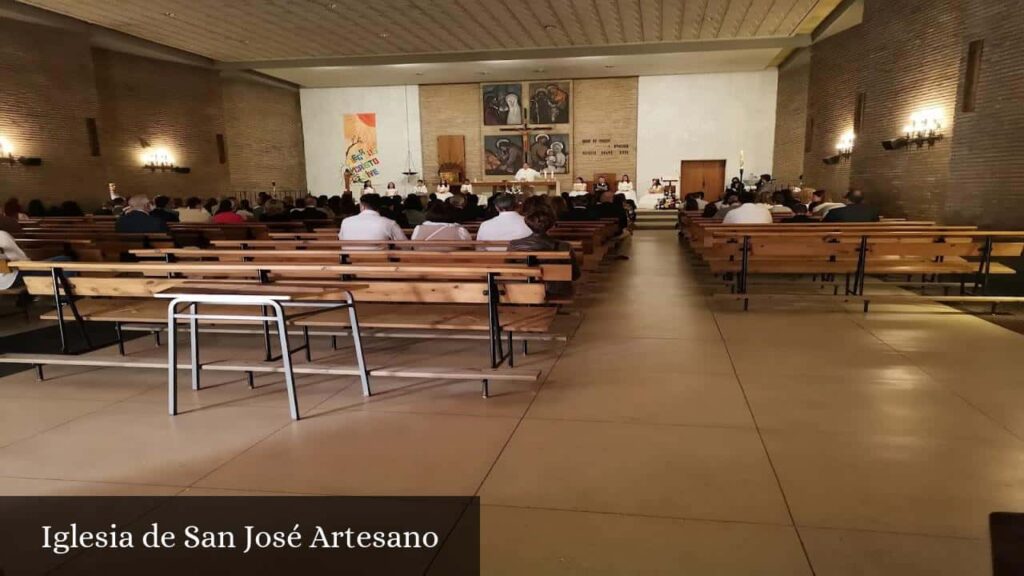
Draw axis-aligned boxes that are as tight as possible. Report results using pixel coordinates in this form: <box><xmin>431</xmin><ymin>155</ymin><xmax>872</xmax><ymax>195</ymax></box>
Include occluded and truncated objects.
<box><xmin>593</xmin><ymin>176</ymin><xmax>610</xmax><ymax>195</ymax></box>
<box><xmin>115</xmin><ymin>195</ymin><xmax>167</xmax><ymax>233</ymax></box>
<box><xmin>781</xmin><ymin>203</ymin><xmax>815</xmax><ymax>223</ymax></box>
<box><xmin>150</xmin><ymin>195</ymin><xmax>180</xmax><ymax>224</ymax></box>
<box><xmin>823</xmin><ymin>189</ymin><xmax>880</xmax><ymax>222</ymax></box>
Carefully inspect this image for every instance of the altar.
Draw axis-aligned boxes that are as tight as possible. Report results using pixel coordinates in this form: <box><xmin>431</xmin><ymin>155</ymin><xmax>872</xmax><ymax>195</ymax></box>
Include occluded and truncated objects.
<box><xmin>469</xmin><ymin>180</ymin><xmax>562</xmax><ymax>196</ymax></box>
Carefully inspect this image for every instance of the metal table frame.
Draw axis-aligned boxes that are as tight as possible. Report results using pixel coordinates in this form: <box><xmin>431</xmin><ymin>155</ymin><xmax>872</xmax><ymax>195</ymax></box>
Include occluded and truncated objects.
<box><xmin>158</xmin><ymin>291</ymin><xmax>369</xmax><ymax>421</ymax></box>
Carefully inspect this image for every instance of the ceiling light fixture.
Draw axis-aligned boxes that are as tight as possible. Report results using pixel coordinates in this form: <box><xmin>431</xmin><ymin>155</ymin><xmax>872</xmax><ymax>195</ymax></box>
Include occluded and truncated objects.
<box><xmin>378</xmin><ymin>32</ymin><xmax>390</xmax><ymax>39</ymax></box>
<box><xmin>604</xmin><ymin>65</ymin><xmax>615</xmax><ymax>69</ymax></box>
<box><xmin>543</xmin><ymin>24</ymin><xmax>558</xmax><ymax>32</ymax></box>
<box><xmin>163</xmin><ymin>11</ymin><xmax>175</xmax><ymax>17</ymax></box>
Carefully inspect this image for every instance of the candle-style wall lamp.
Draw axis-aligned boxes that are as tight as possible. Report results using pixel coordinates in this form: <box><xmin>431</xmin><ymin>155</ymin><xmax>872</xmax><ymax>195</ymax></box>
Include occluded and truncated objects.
<box><xmin>881</xmin><ymin>108</ymin><xmax>944</xmax><ymax>150</ymax></box>
<box><xmin>823</xmin><ymin>130</ymin><xmax>855</xmax><ymax>165</ymax></box>
<box><xmin>141</xmin><ymin>147</ymin><xmax>190</xmax><ymax>173</ymax></box>
<box><xmin>0</xmin><ymin>136</ymin><xmax>43</xmax><ymax>166</ymax></box>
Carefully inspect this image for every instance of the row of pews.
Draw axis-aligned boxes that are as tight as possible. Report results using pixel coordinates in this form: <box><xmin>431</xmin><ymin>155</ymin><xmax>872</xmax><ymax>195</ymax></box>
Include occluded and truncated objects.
<box><xmin>680</xmin><ymin>212</ymin><xmax>1024</xmax><ymax>312</ymax></box>
<box><xmin>0</xmin><ymin>216</ymin><xmax>625</xmax><ymax>420</ymax></box>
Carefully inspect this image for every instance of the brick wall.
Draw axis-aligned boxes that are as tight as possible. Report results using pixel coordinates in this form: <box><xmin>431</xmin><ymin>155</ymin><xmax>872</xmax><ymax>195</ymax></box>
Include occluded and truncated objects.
<box><xmin>947</xmin><ymin>0</ymin><xmax>1024</xmax><ymax>228</ymax></box>
<box><xmin>850</xmin><ymin>0</ymin><xmax>962</xmax><ymax>221</ymax></box>
<box><xmin>573</xmin><ymin>77</ymin><xmax>638</xmax><ymax>184</ymax></box>
<box><xmin>0</xmin><ymin>17</ymin><xmax>305</xmax><ymax>210</ymax></box>
<box><xmin>419</xmin><ymin>83</ymin><xmax>482</xmax><ymax>183</ymax></box>
<box><xmin>93</xmin><ymin>48</ymin><xmax>230</xmax><ymax>202</ymax></box>
<box><xmin>772</xmin><ymin>48</ymin><xmax>809</xmax><ymax>187</ymax></box>
<box><xmin>802</xmin><ymin>26</ymin><xmax>864</xmax><ymax>200</ymax></box>
<box><xmin>774</xmin><ymin>0</ymin><xmax>1024</xmax><ymax>228</ymax></box>
<box><xmin>0</xmin><ymin>18</ymin><xmax>106</xmax><ymax>208</ymax></box>
<box><xmin>221</xmin><ymin>74</ymin><xmax>306</xmax><ymax>196</ymax></box>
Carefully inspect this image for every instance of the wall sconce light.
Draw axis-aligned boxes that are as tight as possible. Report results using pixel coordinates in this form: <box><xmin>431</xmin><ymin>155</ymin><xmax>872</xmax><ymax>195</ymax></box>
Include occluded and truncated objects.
<box><xmin>823</xmin><ymin>131</ymin><xmax>855</xmax><ymax>165</ymax></box>
<box><xmin>142</xmin><ymin>148</ymin><xmax>190</xmax><ymax>173</ymax></box>
<box><xmin>881</xmin><ymin>108</ymin><xmax>945</xmax><ymax>150</ymax></box>
<box><xmin>0</xmin><ymin>136</ymin><xmax>43</xmax><ymax>166</ymax></box>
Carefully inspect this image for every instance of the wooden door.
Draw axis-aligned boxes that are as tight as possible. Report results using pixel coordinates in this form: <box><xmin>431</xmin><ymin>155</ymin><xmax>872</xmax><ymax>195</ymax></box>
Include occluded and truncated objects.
<box><xmin>680</xmin><ymin>160</ymin><xmax>726</xmax><ymax>202</ymax></box>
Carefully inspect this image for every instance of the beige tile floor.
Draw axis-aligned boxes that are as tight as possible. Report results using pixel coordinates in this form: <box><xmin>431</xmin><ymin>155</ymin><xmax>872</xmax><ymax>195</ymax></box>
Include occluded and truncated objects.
<box><xmin>0</xmin><ymin>230</ymin><xmax>1022</xmax><ymax>574</ymax></box>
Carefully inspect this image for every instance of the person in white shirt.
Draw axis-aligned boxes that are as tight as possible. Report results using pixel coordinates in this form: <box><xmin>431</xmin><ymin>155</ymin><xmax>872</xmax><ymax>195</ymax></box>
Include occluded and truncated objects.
<box><xmin>647</xmin><ymin>178</ymin><xmax>663</xmax><ymax>196</ymax></box>
<box><xmin>723</xmin><ymin>192</ymin><xmax>773</xmax><ymax>224</ymax></box>
<box><xmin>570</xmin><ymin>176</ymin><xmax>588</xmax><ymax>196</ymax></box>
<box><xmin>476</xmin><ymin>193</ymin><xmax>532</xmax><ymax>250</ymax></box>
<box><xmin>107</xmin><ymin>182</ymin><xmax>120</xmax><ymax>201</ymax></box>
<box><xmin>361</xmin><ymin>182</ymin><xmax>375</xmax><ymax>195</ymax></box>
<box><xmin>461</xmin><ymin>179</ymin><xmax>474</xmax><ymax>195</ymax></box>
<box><xmin>414</xmin><ymin>180</ymin><xmax>429</xmax><ymax>196</ymax></box>
<box><xmin>436</xmin><ymin>179</ymin><xmax>452</xmax><ymax>200</ymax></box>
<box><xmin>384</xmin><ymin>182</ymin><xmax>398</xmax><ymax>197</ymax></box>
<box><xmin>338</xmin><ymin>194</ymin><xmax>407</xmax><ymax>244</ymax></box>
<box><xmin>0</xmin><ymin>231</ymin><xmax>28</xmax><ymax>290</ymax></box>
<box><xmin>617</xmin><ymin>175</ymin><xmax>634</xmax><ymax>194</ymax></box>
<box><xmin>514</xmin><ymin>163</ymin><xmax>540</xmax><ymax>182</ymax></box>
<box><xmin>411</xmin><ymin>202</ymin><xmax>472</xmax><ymax>249</ymax></box>
<box><xmin>178</xmin><ymin>196</ymin><xmax>211</xmax><ymax>223</ymax></box>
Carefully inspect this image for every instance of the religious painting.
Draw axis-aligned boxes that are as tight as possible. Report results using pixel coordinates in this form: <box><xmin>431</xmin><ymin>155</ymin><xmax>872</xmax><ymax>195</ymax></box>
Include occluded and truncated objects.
<box><xmin>527</xmin><ymin>81</ymin><xmax>570</xmax><ymax>124</ymax></box>
<box><xmin>482</xmin><ymin>84</ymin><xmax>524</xmax><ymax>126</ymax></box>
<box><xmin>343</xmin><ymin>113</ymin><xmax>380</xmax><ymax>184</ymax></box>
<box><xmin>527</xmin><ymin>132</ymin><xmax>569</xmax><ymax>174</ymax></box>
<box><xmin>483</xmin><ymin>135</ymin><xmax>524</xmax><ymax>176</ymax></box>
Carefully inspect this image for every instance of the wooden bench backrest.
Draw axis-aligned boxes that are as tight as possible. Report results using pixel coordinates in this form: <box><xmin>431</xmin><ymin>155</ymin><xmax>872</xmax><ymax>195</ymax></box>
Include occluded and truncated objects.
<box><xmin>11</xmin><ymin>260</ymin><xmax>557</xmax><ymax>305</ymax></box>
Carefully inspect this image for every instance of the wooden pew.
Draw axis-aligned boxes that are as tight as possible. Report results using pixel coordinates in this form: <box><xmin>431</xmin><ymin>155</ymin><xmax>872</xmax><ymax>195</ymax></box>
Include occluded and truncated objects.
<box><xmin>687</xmin><ymin>229</ymin><xmax>1024</xmax><ymax>311</ymax></box>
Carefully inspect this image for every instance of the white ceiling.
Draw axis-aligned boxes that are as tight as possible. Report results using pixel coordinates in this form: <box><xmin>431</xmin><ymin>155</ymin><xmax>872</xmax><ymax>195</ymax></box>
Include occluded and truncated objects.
<box><xmin>263</xmin><ymin>48</ymin><xmax>783</xmax><ymax>87</ymax></box>
<box><xmin>13</xmin><ymin>0</ymin><xmax>855</xmax><ymax>87</ymax></box>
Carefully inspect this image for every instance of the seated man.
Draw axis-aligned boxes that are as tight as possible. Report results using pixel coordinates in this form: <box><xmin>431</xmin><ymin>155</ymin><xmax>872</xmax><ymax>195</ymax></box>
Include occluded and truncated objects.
<box><xmin>713</xmin><ymin>192</ymin><xmax>740</xmax><ymax>220</ymax></box>
<box><xmin>593</xmin><ymin>190</ymin><xmax>628</xmax><ymax>234</ymax></box>
<box><xmin>476</xmin><ymin>193</ymin><xmax>531</xmax><ymax>249</ymax></box>
<box><xmin>115</xmin><ymin>195</ymin><xmax>168</xmax><ymax>233</ymax></box>
<box><xmin>410</xmin><ymin>202</ymin><xmax>472</xmax><ymax>247</ymax></box>
<box><xmin>823</xmin><ymin>189</ymin><xmax>880</xmax><ymax>222</ymax></box>
<box><xmin>150</xmin><ymin>195</ymin><xmax>180</xmax><ymax>223</ymax></box>
<box><xmin>562</xmin><ymin>195</ymin><xmax>594</xmax><ymax>221</ymax></box>
<box><xmin>722</xmin><ymin>192</ymin><xmax>773</xmax><ymax>224</ymax></box>
<box><xmin>338</xmin><ymin>193</ymin><xmax>407</xmax><ymax>242</ymax></box>
<box><xmin>509</xmin><ymin>205</ymin><xmax>581</xmax><ymax>299</ymax></box>
<box><xmin>781</xmin><ymin>203</ymin><xmax>815</xmax><ymax>223</ymax></box>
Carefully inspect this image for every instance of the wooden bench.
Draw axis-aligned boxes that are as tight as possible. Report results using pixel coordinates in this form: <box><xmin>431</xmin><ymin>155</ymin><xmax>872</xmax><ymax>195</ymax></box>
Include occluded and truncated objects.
<box><xmin>8</xmin><ymin>258</ymin><xmax>570</xmax><ymax>368</ymax></box>
<box><xmin>683</xmin><ymin>227</ymin><xmax>1024</xmax><ymax>311</ymax></box>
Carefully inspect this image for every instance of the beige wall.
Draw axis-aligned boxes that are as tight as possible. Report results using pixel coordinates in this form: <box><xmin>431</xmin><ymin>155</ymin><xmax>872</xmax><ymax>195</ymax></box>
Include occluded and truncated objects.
<box><xmin>419</xmin><ymin>77</ymin><xmax>637</xmax><ymax>188</ymax></box>
<box><xmin>574</xmin><ymin>77</ymin><xmax>638</xmax><ymax>183</ymax></box>
<box><xmin>419</xmin><ymin>83</ymin><xmax>482</xmax><ymax>184</ymax></box>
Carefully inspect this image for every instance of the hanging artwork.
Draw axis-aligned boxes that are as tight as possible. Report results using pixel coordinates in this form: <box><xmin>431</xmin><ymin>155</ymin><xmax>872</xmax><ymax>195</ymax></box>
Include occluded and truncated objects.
<box><xmin>527</xmin><ymin>82</ymin><xmax>571</xmax><ymax>124</ymax></box>
<box><xmin>528</xmin><ymin>132</ymin><xmax>569</xmax><ymax>174</ymax></box>
<box><xmin>343</xmin><ymin>113</ymin><xmax>380</xmax><ymax>184</ymax></box>
<box><xmin>483</xmin><ymin>135</ymin><xmax>525</xmax><ymax>176</ymax></box>
<box><xmin>482</xmin><ymin>84</ymin><xmax>524</xmax><ymax>126</ymax></box>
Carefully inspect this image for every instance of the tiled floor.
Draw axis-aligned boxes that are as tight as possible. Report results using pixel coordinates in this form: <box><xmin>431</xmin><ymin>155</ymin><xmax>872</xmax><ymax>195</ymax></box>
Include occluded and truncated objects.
<box><xmin>0</xmin><ymin>230</ymin><xmax>1021</xmax><ymax>574</ymax></box>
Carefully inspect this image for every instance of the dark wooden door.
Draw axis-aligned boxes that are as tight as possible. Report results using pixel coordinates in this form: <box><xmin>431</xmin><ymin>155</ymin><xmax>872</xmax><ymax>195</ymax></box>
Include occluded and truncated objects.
<box><xmin>680</xmin><ymin>160</ymin><xmax>726</xmax><ymax>202</ymax></box>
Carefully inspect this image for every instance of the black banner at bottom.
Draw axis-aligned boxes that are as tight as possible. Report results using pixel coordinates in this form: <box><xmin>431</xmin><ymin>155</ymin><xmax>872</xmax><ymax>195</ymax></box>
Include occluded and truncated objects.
<box><xmin>0</xmin><ymin>496</ymin><xmax>479</xmax><ymax>575</ymax></box>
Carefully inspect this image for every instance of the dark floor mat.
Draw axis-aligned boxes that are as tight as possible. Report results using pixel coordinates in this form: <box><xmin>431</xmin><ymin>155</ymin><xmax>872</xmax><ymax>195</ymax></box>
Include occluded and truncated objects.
<box><xmin>0</xmin><ymin>322</ymin><xmax>144</xmax><ymax>378</ymax></box>
<box><xmin>991</xmin><ymin>512</ymin><xmax>1024</xmax><ymax>576</ymax></box>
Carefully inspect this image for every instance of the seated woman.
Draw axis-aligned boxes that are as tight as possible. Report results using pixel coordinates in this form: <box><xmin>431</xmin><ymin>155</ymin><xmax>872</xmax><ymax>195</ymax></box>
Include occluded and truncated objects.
<box><xmin>616</xmin><ymin>174</ymin><xmax>637</xmax><ymax>204</ymax></box>
<box><xmin>410</xmin><ymin>201</ymin><xmax>472</xmax><ymax>249</ymax></box>
<box><xmin>212</xmin><ymin>199</ymin><xmax>245</xmax><ymax>224</ymax></box>
<box><xmin>509</xmin><ymin>205</ymin><xmax>581</xmax><ymax>299</ymax></box>
<box><xmin>570</xmin><ymin>176</ymin><xmax>588</xmax><ymax>197</ymax></box>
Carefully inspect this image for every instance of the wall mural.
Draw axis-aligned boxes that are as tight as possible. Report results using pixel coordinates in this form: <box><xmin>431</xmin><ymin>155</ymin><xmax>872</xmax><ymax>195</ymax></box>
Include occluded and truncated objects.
<box><xmin>482</xmin><ymin>84</ymin><xmax>524</xmax><ymax>126</ymax></box>
<box><xmin>343</xmin><ymin>113</ymin><xmax>380</xmax><ymax>184</ymax></box>
<box><xmin>527</xmin><ymin>82</ymin><xmax>570</xmax><ymax>124</ymax></box>
<box><xmin>480</xmin><ymin>80</ymin><xmax>573</xmax><ymax>179</ymax></box>
<box><xmin>483</xmin><ymin>135</ymin><xmax>525</xmax><ymax>176</ymax></box>
<box><xmin>528</xmin><ymin>133</ymin><xmax>569</xmax><ymax>174</ymax></box>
